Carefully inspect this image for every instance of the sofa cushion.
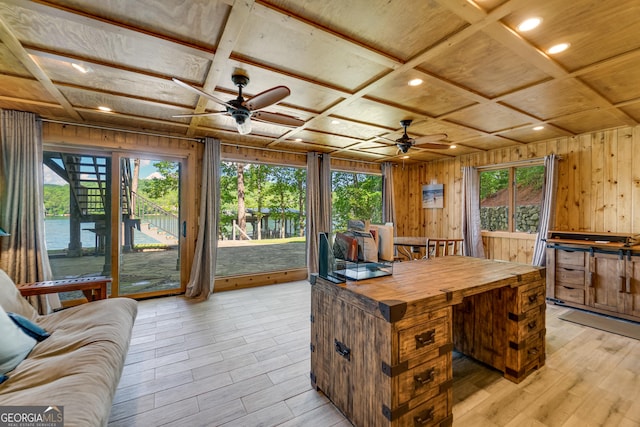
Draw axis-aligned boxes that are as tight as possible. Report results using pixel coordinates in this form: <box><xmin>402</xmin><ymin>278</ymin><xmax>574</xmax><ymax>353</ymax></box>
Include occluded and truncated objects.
<box><xmin>0</xmin><ymin>305</ymin><xmax>36</xmax><ymax>378</ymax></box>
<box><xmin>0</xmin><ymin>269</ymin><xmax>38</xmax><ymax>319</ymax></box>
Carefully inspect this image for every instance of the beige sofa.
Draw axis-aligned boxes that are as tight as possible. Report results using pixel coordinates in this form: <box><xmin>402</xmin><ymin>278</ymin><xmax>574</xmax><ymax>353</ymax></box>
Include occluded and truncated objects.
<box><xmin>0</xmin><ymin>270</ymin><xmax>137</xmax><ymax>427</ymax></box>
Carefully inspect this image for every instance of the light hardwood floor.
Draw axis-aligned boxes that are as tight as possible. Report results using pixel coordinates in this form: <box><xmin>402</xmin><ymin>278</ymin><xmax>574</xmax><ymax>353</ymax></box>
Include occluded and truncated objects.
<box><xmin>108</xmin><ymin>280</ymin><xmax>640</xmax><ymax>427</ymax></box>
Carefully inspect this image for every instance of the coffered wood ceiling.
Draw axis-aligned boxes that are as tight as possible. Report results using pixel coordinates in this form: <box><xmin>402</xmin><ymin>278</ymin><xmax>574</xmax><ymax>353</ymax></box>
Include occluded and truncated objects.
<box><xmin>0</xmin><ymin>0</ymin><xmax>638</xmax><ymax>163</ymax></box>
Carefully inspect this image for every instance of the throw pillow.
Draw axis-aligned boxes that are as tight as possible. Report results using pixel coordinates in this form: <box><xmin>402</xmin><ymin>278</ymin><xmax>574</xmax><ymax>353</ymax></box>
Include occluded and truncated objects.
<box><xmin>8</xmin><ymin>312</ymin><xmax>50</xmax><ymax>342</ymax></box>
<box><xmin>0</xmin><ymin>305</ymin><xmax>36</xmax><ymax>377</ymax></box>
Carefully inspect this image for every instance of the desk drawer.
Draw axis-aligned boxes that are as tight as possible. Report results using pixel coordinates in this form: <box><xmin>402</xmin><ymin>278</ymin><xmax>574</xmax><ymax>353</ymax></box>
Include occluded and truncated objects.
<box><xmin>395</xmin><ymin>391</ymin><xmax>451</xmax><ymax>427</ymax></box>
<box><xmin>396</xmin><ymin>352</ymin><xmax>451</xmax><ymax>404</ymax></box>
<box><xmin>509</xmin><ymin>329</ymin><xmax>545</xmax><ymax>366</ymax></box>
<box><xmin>520</xmin><ymin>285</ymin><xmax>545</xmax><ymax>313</ymax></box>
<box><xmin>398</xmin><ymin>316</ymin><xmax>450</xmax><ymax>363</ymax></box>
<box><xmin>511</xmin><ymin>304</ymin><xmax>545</xmax><ymax>338</ymax></box>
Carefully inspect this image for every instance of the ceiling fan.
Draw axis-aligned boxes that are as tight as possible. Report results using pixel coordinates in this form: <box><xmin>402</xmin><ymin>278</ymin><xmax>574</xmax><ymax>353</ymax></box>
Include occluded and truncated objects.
<box><xmin>172</xmin><ymin>69</ymin><xmax>304</xmax><ymax>135</ymax></box>
<box><xmin>377</xmin><ymin>120</ymin><xmax>449</xmax><ymax>153</ymax></box>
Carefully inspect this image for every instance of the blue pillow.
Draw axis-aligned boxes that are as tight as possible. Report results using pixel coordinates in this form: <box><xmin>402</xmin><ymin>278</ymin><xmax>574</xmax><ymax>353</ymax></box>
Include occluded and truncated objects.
<box><xmin>8</xmin><ymin>312</ymin><xmax>50</xmax><ymax>342</ymax></box>
<box><xmin>0</xmin><ymin>374</ymin><xmax>7</xmax><ymax>384</ymax></box>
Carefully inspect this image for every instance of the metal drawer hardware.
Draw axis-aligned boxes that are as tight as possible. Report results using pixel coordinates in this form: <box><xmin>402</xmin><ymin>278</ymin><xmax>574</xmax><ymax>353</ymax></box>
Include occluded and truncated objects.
<box><xmin>528</xmin><ymin>293</ymin><xmax>539</xmax><ymax>303</ymax></box>
<box><xmin>415</xmin><ymin>329</ymin><xmax>436</xmax><ymax>349</ymax></box>
<box><xmin>414</xmin><ymin>367</ymin><xmax>436</xmax><ymax>387</ymax></box>
<box><xmin>527</xmin><ymin>320</ymin><xmax>537</xmax><ymax>330</ymax></box>
<box><xmin>334</xmin><ymin>339</ymin><xmax>351</xmax><ymax>361</ymax></box>
<box><xmin>413</xmin><ymin>407</ymin><xmax>435</xmax><ymax>426</ymax></box>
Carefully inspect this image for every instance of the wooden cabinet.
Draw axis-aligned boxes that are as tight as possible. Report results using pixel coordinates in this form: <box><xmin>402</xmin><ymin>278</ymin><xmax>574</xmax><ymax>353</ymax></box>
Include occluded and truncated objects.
<box><xmin>311</xmin><ymin>257</ymin><xmax>546</xmax><ymax>427</ymax></box>
<box><xmin>546</xmin><ymin>230</ymin><xmax>640</xmax><ymax>322</ymax></box>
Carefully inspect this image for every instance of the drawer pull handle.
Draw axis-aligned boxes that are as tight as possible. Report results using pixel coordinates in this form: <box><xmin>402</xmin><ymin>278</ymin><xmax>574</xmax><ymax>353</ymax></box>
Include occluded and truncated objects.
<box><xmin>528</xmin><ymin>347</ymin><xmax>539</xmax><ymax>356</ymax></box>
<box><xmin>414</xmin><ymin>368</ymin><xmax>436</xmax><ymax>387</ymax></box>
<box><xmin>334</xmin><ymin>339</ymin><xmax>350</xmax><ymax>361</ymax></box>
<box><xmin>414</xmin><ymin>407</ymin><xmax>434</xmax><ymax>426</ymax></box>
<box><xmin>528</xmin><ymin>294</ymin><xmax>539</xmax><ymax>303</ymax></box>
<box><xmin>527</xmin><ymin>320</ymin><xmax>537</xmax><ymax>330</ymax></box>
<box><xmin>415</xmin><ymin>329</ymin><xmax>436</xmax><ymax>349</ymax></box>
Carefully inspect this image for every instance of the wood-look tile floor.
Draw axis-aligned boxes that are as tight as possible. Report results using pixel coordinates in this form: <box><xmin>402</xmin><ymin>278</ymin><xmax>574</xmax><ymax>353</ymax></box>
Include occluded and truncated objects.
<box><xmin>109</xmin><ymin>280</ymin><xmax>640</xmax><ymax>427</ymax></box>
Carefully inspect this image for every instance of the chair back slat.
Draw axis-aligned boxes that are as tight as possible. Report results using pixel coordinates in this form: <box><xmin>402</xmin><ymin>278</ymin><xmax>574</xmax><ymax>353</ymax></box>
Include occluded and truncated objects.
<box><xmin>426</xmin><ymin>238</ymin><xmax>463</xmax><ymax>259</ymax></box>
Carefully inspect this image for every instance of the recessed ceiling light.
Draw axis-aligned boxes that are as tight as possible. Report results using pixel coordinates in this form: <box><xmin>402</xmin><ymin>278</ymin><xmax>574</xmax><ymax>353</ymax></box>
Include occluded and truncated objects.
<box><xmin>98</xmin><ymin>106</ymin><xmax>112</xmax><ymax>112</ymax></box>
<box><xmin>533</xmin><ymin>125</ymin><xmax>544</xmax><ymax>131</ymax></box>
<box><xmin>294</xmin><ymin>138</ymin><xmax>302</xmax><ymax>142</ymax></box>
<box><xmin>449</xmin><ymin>145</ymin><xmax>456</xmax><ymax>149</ymax></box>
<box><xmin>401</xmin><ymin>155</ymin><xmax>410</xmax><ymax>159</ymax></box>
<box><xmin>547</xmin><ymin>43</ymin><xmax>570</xmax><ymax>54</ymax></box>
<box><xmin>517</xmin><ymin>17</ymin><xmax>542</xmax><ymax>32</ymax></box>
<box><xmin>71</xmin><ymin>63</ymin><xmax>90</xmax><ymax>73</ymax></box>
<box><xmin>331</xmin><ymin>119</ymin><xmax>340</xmax><ymax>125</ymax></box>
<box><xmin>408</xmin><ymin>78</ymin><xmax>423</xmax><ymax>86</ymax></box>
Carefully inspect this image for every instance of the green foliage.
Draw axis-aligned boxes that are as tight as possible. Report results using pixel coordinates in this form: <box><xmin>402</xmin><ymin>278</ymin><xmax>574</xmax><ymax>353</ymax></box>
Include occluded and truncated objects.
<box><xmin>144</xmin><ymin>161</ymin><xmax>179</xmax><ymax>199</ymax></box>
<box><xmin>516</xmin><ymin>165</ymin><xmax>544</xmax><ymax>190</ymax></box>
<box><xmin>479</xmin><ymin>169</ymin><xmax>509</xmax><ymax>200</ymax></box>
<box><xmin>43</xmin><ymin>184</ymin><xmax>70</xmax><ymax>216</ymax></box>
<box><xmin>479</xmin><ymin>166</ymin><xmax>545</xmax><ymax>201</ymax></box>
<box><xmin>332</xmin><ymin>172</ymin><xmax>382</xmax><ymax>231</ymax></box>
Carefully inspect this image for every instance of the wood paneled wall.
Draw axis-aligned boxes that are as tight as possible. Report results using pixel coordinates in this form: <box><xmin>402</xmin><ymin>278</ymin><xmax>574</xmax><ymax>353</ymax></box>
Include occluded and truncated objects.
<box><xmin>393</xmin><ymin>125</ymin><xmax>640</xmax><ymax>263</ymax></box>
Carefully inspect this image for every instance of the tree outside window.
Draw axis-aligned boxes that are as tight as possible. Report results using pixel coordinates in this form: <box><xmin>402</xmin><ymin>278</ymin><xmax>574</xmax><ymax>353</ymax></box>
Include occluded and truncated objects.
<box><xmin>332</xmin><ymin>171</ymin><xmax>382</xmax><ymax>231</ymax></box>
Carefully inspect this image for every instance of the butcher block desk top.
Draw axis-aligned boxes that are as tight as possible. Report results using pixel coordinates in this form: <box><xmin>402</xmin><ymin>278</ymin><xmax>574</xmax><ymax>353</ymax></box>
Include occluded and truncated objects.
<box><xmin>330</xmin><ymin>256</ymin><xmax>545</xmax><ymax>320</ymax></box>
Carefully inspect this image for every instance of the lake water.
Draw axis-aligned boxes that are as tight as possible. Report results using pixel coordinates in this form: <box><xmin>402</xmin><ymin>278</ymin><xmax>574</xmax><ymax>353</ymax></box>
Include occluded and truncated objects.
<box><xmin>44</xmin><ymin>218</ymin><xmax>159</xmax><ymax>250</ymax></box>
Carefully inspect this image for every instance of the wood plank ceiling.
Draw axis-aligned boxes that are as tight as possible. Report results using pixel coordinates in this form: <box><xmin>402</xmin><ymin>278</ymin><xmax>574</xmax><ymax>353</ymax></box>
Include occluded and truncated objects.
<box><xmin>0</xmin><ymin>0</ymin><xmax>638</xmax><ymax>163</ymax></box>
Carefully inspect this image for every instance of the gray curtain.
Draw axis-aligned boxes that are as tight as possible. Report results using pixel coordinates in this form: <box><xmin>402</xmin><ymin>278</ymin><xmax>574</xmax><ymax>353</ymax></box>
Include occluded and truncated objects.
<box><xmin>532</xmin><ymin>154</ymin><xmax>559</xmax><ymax>266</ymax></box>
<box><xmin>185</xmin><ymin>137</ymin><xmax>220</xmax><ymax>300</ymax></box>
<box><xmin>306</xmin><ymin>152</ymin><xmax>331</xmax><ymax>277</ymax></box>
<box><xmin>0</xmin><ymin>109</ymin><xmax>60</xmax><ymax>313</ymax></box>
<box><xmin>461</xmin><ymin>166</ymin><xmax>485</xmax><ymax>258</ymax></box>
<box><xmin>381</xmin><ymin>162</ymin><xmax>396</xmax><ymax>227</ymax></box>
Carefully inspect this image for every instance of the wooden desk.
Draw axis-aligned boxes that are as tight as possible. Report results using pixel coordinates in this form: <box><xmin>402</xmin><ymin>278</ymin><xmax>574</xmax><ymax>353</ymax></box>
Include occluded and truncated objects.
<box><xmin>18</xmin><ymin>276</ymin><xmax>110</xmax><ymax>301</ymax></box>
<box><xmin>310</xmin><ymin>257</ymin><xmax>546</xmax><ymax>426</ymax></box>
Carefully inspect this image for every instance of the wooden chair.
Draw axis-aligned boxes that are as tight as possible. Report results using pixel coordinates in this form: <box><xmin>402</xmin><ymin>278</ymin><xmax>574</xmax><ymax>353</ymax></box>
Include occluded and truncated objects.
<box><xmin>425</xmin><ymin>238</ymin><xmax>463</xmax><ymax>259</ymax></box>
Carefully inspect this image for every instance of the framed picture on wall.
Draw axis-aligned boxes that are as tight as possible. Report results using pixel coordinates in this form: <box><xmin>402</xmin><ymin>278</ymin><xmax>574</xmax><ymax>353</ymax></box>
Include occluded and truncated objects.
<box><xmin>422</xmin><ymin>183</ymin><xmax>444</xmax><ymax>209</ymax></box>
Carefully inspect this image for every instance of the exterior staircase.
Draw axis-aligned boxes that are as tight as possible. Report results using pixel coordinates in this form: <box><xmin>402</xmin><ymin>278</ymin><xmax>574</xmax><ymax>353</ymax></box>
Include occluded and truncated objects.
<box><xmin>44</xmin><ymin>153</ymin><xmax>180</xmax><ymax>252</ymax></box>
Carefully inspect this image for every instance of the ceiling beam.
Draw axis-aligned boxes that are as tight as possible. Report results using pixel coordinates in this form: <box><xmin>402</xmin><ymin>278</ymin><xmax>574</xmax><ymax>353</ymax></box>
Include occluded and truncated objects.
<box><xmin>0</xmin><ymin>13</ymin><xmax>82</xmax><ymax>120</ymax></box>
<box><xmin>184</xmin><ymin>0</ymin><xmax>255</xmax><ymax>136</ymax></box>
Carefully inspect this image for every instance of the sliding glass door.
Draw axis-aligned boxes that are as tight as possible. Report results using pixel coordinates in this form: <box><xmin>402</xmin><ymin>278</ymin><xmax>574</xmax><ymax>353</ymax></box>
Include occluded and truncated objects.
<box><xmin>43</xmin><ymin>149</ymin><xmax>185</xmax><ymax>301</ymax></box>
<box><xmin>118</xmin><ymin>156</ymin><xmax>181</xmax><ymax>296</ymax></box>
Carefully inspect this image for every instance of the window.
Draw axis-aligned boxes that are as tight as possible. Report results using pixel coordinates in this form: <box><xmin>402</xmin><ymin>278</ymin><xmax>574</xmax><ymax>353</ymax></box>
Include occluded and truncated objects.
<box><xmin>217</xmin><ymin>162</ymin><xmax>307</xmax><ymax>277</ymax></box>
<box><xmin>331</xmin><ymin>171</ymin><xmax>383</xmax><ymax>231</ymax></box>
<box><xmin>480</xmin><ymin>165</ymin><xmax>544</xmax><ymax>233</ymax></box>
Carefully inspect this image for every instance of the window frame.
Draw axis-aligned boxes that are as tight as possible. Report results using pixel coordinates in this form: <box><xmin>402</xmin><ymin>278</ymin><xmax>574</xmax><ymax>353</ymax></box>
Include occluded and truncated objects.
<box><xmin>479</xmin><ymin>161</ymin><xmax>544</xmax><ymax>236</ymax></box>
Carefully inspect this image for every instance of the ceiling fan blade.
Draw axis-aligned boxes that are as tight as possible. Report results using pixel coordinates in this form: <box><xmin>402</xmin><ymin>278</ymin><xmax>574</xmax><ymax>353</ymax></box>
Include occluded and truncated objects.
<box><xmin>244</xmin><ymin>86</ymin><xmax>290</xmax><ymax>111</ymax></box>
<box><xmin>252</xmin><ymin>111</ymin><xmax>304</xmax><ymax>127</ymax></box>
<box><xmin>374</xmin><ymin>135</ymin><xmax>398</xmax><ymax>144</ymax></box>
<box><xmin>413</xmin><ymin>133</ymin><xmax>448</xmax><ymax>145</ymax></box>
<box><xmin>172</xmin><ymin>78</ymin><xmax>234</xmax><ymax>109</ymax></box>
<box><xmin>172</xmin><ymin>111</ymin><xmax>227</xmax><ymax>118</ymax></box>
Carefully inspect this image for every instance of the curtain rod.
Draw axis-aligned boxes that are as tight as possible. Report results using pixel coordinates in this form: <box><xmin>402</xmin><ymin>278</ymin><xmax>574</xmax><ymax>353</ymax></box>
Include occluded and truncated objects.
<box><xmin>40</xmin><ymin>118</ymin><xmax>382</xmax><ymax>166</ymax></box>
<box><xmin>474</xmin><ymin>155</ymin><xmax>563</xmax><ymax>170</ymax></box>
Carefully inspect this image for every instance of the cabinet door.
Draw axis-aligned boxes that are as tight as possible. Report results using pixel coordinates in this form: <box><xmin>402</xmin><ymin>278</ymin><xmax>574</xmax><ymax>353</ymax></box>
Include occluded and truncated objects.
<box><xmin>624</xmin><ymin>256</ymin><xmax>640</xmax><ymax>318</ymax></box>
<box><xmin>588</xmin><ymin>252</ymin><xmax>624</xmax><ymax>313</ymax></box>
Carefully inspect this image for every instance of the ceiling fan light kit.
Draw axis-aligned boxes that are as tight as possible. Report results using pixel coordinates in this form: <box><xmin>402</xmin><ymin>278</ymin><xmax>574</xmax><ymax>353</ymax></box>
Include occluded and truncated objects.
<box><xmin>172</xmin><ymin>69</ymin><xmax>303</xmax><ymax>135</ymax></box>
<box><xmin>384</xmin><ymin>119</ymin><xmax>449</xmax><ymax>154</ymax></box>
